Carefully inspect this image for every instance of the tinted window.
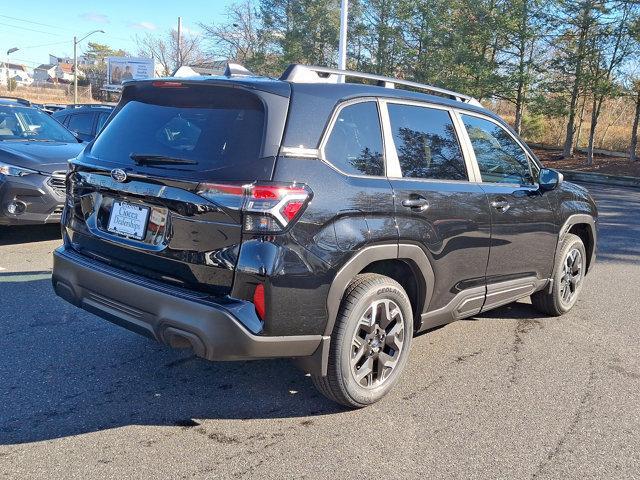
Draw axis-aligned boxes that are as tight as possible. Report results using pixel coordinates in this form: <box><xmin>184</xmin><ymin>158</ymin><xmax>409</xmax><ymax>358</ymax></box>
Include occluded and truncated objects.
<box><xmin>90</xmin><ymin>85</ymin><xmax>266</xmax><ymax>181</ymax></box>
<box><xmin>324</xmin><ymin>102</ymin><xmax>384</xmax><ymax>176</ymax></box>
<box><xmin>96</xmin><ymin>112</ymin><xmax>110</xmax><ymax>132</ymax></box>
<box><xmin>0</xmin><ymin>106</ymin><xmax>77</xmax><ymax>143</ymax></box>
<box><xmin>462</xmin><ymin>114</ymin><xmax>533</xmax><ymax>184</ymax></box>
<box><xmin>67</xmin><ymin>113</ymin><xmax>94</xmax><ymax>136</ymax></box>
<box><xmin>388</xmin><ymin>104</ymin><xmax>467</xmax><ymax>180</ymax></box>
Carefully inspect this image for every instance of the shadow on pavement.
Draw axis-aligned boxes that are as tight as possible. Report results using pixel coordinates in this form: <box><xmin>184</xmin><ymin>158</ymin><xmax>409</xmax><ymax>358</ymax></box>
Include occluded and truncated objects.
<box><xmin>584</xmin><ymin>184</ymin><xmax>640</xmax><ymax>265</ymax></box>
<box><xmin>0</xmin><ymin>272</ymin><xmax>343</xmax><ymax>446</ymax></box>
<box><xmin>0</xmin><ymin>224</ymin><xmax>61</xmax><ymax>246</ymax></box>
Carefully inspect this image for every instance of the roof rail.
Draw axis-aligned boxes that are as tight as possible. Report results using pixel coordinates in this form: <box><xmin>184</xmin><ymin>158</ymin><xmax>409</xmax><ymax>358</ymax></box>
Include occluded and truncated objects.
<box><xmin>66</xmin><ymin>103</ymin><xmax>111</xmax><ymax>108</ymax></box>
<box><xmin>223</xmin><ymin>62</ymin><xmax>254</xmax><ymax>77</ymax></box>
<box><xmin>0</xmin><ymin>96</ymin><xmax>31</xmax><ymax>106</ymax></box>
<box><xmin>280</xmin><ymin>64</ymin><xmax>482</xmax><ymax>107</ymax></box>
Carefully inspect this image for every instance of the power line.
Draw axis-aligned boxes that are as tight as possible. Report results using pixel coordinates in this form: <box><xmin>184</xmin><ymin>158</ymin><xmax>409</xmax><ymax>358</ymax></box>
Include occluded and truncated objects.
<box><xmin>0</xmin><ymin>21</ymin><xmax>60</xmax><ymax>36</ymax></box>
<box><xmin>19</xmin><ymin>40</ymin><xmax>71</xmax><ymax>50</ymax></box>
<box><xmin>0</xmin><ymin>14</ymin><xmax>74</xmax><ymax>32</ymax></box>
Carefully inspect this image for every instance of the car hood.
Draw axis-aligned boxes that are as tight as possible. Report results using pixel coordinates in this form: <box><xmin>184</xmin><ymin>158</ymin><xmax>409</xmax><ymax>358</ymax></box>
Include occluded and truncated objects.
<box><xmin>0</xmin><ymin>141</ymin><xmax>85</xmax><ymax>174</ymax></box>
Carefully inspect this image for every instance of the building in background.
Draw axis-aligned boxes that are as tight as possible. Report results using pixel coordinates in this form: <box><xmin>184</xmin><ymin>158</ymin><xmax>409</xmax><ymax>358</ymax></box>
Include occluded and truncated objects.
<box><xmin>33</xmin><ymin>63</ymin><xmax>83</xmax><ymax>84</ymax></box>
<box><xmin>0</xmin><ymin>62</ymin><xmax>33</xmax><ymax>87</ymax></box>
<box><xmin>49</xmin><ymin>54</ymin><xmax>98</xmax><ymax>67</ymax></box>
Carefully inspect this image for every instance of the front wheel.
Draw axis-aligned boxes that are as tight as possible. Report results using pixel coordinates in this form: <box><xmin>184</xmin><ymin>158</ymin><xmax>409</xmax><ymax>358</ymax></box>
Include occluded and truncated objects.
<box><xmin>312</xmin><ymin>273</ymin><xmax>413</xmax><ymax>408</ymax></box>
<box><xmin>531</xmin><ymin>233</ymin><xmax>586</xmax><ymax>316</ymax></box>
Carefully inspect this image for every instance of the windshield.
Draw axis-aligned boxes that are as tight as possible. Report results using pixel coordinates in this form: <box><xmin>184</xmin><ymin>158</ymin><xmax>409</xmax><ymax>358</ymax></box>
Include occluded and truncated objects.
<box><xmin>89</xmin><ymin>84</ymin><xmax>267</xmax><ymax>181</ymax></box>
<box><xmin>0</xmin><ymin>105</ymin><xmax>78</xmax><ymax>143</ymax></box>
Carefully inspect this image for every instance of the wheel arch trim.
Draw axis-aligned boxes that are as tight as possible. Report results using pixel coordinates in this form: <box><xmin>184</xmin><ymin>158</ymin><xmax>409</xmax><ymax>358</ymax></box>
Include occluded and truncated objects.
<box><xmin>557</xmin><ymin>214</ymin><xmax>597</xmax><ymax>273</ymax></box>
<box><xmin>324</xmin><ymin>243</ymin><xmax>435</xmax><ymax>336</ymax></box>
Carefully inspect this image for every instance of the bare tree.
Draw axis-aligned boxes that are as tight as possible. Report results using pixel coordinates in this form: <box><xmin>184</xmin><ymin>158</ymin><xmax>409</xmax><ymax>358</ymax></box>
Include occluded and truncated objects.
<box><xmin>136</xmin><ymin>29</ymin><xmax>206</xmax><ymax>76</ymax></box>
<box><xmin>199</xmin><ymin>0</ymin><xmax>265</xmax><ymax>65</ymax></box>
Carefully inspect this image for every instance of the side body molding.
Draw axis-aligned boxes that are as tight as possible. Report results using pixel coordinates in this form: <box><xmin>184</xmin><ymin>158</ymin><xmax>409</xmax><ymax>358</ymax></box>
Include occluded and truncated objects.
<box><xmin>324</xmin><ymin>243</ymin><xmax>435</xmax><ymax>336</ymax></box>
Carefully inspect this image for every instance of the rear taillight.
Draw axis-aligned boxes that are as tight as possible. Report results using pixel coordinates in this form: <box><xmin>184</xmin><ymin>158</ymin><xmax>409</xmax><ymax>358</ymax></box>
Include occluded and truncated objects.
<box><xmin>196</xmin><ymin>182</ymin><xmax>312</xmax><ymax>233</ymax></box>
<box><xmin>253</xmin><ymin>284</ymin><xmax>266</xmax><ymax>319</ymax></box>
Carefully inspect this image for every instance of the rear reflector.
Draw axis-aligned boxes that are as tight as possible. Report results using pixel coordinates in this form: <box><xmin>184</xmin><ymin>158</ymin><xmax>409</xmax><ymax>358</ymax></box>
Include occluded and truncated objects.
<box><xmin>253</xmin><ymin>284</ymin><xmax>266</xmax><ymax>319</ymax></box>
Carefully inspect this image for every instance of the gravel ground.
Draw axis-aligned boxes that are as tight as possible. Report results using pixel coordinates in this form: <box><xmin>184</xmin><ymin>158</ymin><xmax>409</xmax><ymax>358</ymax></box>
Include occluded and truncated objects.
<box><xmin>0</xmin><ymin>183</ymin><xmax>639</xmax><ymax>479</ymax></box>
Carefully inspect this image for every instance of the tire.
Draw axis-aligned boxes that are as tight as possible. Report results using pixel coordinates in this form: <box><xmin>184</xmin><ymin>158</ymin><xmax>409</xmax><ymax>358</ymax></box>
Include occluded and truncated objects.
<box><xmin>531</xmin><ymin>233</ymin><xmax>586</xmax><ymax>316</ymax></box>
<box><xmin>312</xmin><ymin>273</ymin><xmax>413</xmax><ymax>408</ymax></box>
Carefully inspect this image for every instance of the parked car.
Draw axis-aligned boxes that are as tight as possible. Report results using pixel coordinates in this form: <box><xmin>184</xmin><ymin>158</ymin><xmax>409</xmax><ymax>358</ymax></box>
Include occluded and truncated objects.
<box><xmin>53</xmin><ymin>104</ymin><xmax>114</xmax><ymax>142</ymax></box>
<box><xmin>51</xmin><ymin>65</ymin><xmax>597</xmax><ymax>407</ymax></box>
<box><xmin>0</xmin><ymin>97</ymin><xmax>85</xmax><ymax>226</ymax></box>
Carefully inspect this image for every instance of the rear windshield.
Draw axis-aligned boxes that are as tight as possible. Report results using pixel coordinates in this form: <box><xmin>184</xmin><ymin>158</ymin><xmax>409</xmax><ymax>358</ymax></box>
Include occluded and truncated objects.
<box><xmin>90</xmin><ymin>84</ymin><xmax>267</xmax><ymax>180</ymax></box>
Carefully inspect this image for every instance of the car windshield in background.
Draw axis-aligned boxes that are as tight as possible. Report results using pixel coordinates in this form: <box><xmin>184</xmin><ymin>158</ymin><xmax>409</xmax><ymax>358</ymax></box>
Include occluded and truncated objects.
<box><xmin>90</xmin><ymin>86</ymin><xmax>266</xmax><ymax>181</ymax></box>
<box><xmin>0</xmin><ymin>106</ymin><xmax>77</xmax><ymax>143</ymax></box>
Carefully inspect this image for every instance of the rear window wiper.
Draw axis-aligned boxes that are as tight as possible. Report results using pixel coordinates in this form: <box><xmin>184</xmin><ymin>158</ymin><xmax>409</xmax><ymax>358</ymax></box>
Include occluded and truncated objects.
<box><xmin>130</xmin><ymin>153</ymin><xmax>198</xmax><ymax>166</ymax></box>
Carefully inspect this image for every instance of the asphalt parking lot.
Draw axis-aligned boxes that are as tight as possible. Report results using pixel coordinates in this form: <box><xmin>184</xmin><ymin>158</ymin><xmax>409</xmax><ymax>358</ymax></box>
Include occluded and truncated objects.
<box><xmin>0</xmin><ymin>182</ymin><xmax>639</xmax><ymax>479</ymax></box>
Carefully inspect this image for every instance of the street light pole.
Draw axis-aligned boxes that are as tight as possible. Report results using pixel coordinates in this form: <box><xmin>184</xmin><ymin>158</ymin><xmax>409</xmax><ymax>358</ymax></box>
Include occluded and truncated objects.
<box><xmin>73</xmin><ymin>30</ymin><xmax>104</xmax><ymax>104</ymax></box>
<box><xmin>5</xmin><ymin>47</ymin><xmax>19</xmax><ymax>91</ymax></box>
<box><xmin>338</xmin><ymin>0</ymin><xmax>349</xmax><ymax>82</ymax></box>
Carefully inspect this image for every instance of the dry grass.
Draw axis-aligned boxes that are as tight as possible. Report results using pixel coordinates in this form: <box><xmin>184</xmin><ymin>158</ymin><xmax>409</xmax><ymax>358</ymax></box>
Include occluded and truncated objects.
<box><xmin>0</xmin><ymin>84</ymin><xmax>94</xmax><ymax>105</ymax></box>
<box><xmin>492</xmin><ymin>97</ymin><xmax>638</xmax><ymax>154</ymax></box>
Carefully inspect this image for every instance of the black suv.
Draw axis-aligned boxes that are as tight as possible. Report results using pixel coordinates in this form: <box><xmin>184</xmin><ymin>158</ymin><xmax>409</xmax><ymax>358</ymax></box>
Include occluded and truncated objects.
<box><xmin>53</xmin><ymin>104</ymin><xmax>114</xmax><ymax>142</ymax></box>
<box><xmin>52</xmin><ymin>65</ymin><xmax>597</xmax><ymax>407</ymax></box>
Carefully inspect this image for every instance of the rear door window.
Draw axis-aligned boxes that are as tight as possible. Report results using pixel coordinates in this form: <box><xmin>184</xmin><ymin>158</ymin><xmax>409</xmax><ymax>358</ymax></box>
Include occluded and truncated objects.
<box><xmin>89</xmin><ymin>84</ymin><xmax>267</xmax><ymax>181</ymax></box>
<box><xmin>68</xmin><ymin>113</ymin><xmax>94</xmax><ymax>136</ymax></box>
<box><xmin>96</xmin><ymin>112</ymin><xmax>110</xmax><ymax>133</ymax></box>
<box><xmin>387</xmin><ymin>104</ymin><xmax>467</xmax><ymax>181</ymax></box>
<box><xmin>323</xmin><ymin>101</ymin><xmax>384</xmax><ymax>176</ymax></box>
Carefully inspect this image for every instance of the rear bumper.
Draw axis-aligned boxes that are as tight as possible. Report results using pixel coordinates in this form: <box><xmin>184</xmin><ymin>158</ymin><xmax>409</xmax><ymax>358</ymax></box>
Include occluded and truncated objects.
<box><xmin>52</xmin><ymin>246</ymin><xmax>325</xmax><ymax>361</ymax></box>
<box><xmin>0</xmin><ymin>174</ymin><xmax>64</xmax><ymax>225</ymax></box>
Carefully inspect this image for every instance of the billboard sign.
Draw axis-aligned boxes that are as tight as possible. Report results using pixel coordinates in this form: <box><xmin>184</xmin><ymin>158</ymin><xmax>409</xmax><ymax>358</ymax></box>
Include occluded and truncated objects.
<box><xmin>106</xmin><ymin>56</ymin><xmax>155</xmax><ymax>87</ymax></box>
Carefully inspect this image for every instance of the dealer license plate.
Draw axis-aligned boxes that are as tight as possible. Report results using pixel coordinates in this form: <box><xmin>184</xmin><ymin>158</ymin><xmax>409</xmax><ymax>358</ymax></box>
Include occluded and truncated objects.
<box><xmin>107</xmin><ymin>201</ymin><xmax>150</xmax><ymax>240</ymax></box>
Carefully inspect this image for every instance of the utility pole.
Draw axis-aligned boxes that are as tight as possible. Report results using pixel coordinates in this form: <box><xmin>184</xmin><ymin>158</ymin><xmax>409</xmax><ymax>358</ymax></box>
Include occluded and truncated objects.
<box><xmin>73</xmin><ymin>35</ymin><xmax>77</xmax><ymax>102</ymax></box>
<box><xmin>177</xmin><ymin>17</ymin><xmax>182</xmax><ymax>69</ymax></box>
<box><xmin>338</xmin><ymin>0</ymin><xmax>348</xmax><ymax>82</ymax></box>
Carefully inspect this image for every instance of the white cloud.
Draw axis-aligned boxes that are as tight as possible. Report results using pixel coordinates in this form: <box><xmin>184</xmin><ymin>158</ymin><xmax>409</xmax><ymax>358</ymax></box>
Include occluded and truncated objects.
<box><xmin>80</xmin><ymin>12</ymin><xmax>110</xmax><ymax>24</ymax></box>
<box><xmin>130</xmin><ymin>21</ymin><xmax>157</xmax><ymax>31</ymax></box>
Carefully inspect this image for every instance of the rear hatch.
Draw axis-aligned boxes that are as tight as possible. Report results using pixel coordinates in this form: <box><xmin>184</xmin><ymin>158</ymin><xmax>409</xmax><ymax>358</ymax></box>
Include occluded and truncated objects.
<box><xmin>64</xmin><ymin>79</ymin><xmax>290</xmax><ymax>295</ymax></box>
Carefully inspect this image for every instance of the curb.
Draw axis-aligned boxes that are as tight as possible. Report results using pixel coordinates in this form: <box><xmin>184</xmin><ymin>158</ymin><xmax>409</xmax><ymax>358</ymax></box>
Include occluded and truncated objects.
<box><xmin>559</xmin><ymin>170</ymin><xmax>640</xmax><ymax>189</ymax></box>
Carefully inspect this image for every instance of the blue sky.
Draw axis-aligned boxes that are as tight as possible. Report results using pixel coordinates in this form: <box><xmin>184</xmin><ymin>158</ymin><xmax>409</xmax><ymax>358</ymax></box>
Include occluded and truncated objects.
<box><xmin>1</xmin><ymin>0</ymin><xmax>237</xmax><ymax>67</ymax></box>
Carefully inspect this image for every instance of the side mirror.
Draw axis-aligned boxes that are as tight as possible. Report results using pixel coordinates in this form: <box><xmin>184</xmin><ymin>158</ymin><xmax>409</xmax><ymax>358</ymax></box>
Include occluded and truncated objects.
<box><xmin>539</xmin><ymin>168</ymin><xmax>563</xmax><ymax>191</ymax></box>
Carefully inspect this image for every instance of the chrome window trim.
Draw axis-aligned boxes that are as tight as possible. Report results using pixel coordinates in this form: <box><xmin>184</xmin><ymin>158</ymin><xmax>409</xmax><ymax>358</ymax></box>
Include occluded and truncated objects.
<box><xmin>317</xmin><ymin>97</ymin><xmax>388</xmax><ymax>179</ymax></box>
<box><xmin>378</xmin><ymin>98</ymin><xmax>479</xmax><ymax>183</ymax></box>
<box><xmin>455</xmin><ymin>109</ymin><xmax>540</xmax><ymax>187</ymax></box>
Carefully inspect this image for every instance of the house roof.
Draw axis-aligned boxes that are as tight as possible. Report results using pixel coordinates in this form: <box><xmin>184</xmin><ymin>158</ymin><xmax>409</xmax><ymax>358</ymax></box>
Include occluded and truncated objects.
<box><xmin>57</xmin><ymin>63</ymin><xmax>74</xmax><ymax>73</ymax></box>
<box><xmin>0</xmin><ymin>62</ymin><xmax>27</xmax><ymax>71</ymax></box>
<box><xmin>36</xmin><ymin>64</ymin><xmax>56</xmax><ymax>71</ymax></box>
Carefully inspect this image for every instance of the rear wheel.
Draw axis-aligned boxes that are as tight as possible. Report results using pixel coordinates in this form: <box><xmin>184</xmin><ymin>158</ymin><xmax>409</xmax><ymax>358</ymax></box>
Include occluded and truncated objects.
<box><xmin>312</xmin><ymin>273</ymin><xmax>413</xmax><ymax>408</ymax></box>
<box><xmin>531</xmin><ymin>233</ymin><xmax>586</xmax><ymax>316</ymax></box>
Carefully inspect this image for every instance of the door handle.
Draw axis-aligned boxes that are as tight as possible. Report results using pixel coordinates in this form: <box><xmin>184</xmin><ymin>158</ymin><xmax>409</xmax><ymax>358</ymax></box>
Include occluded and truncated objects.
<box><xmin>491</xmin><ymin>200</ymin><xmax>510</xmax><ymax>212</ymax></box>
<box><xmin>402</xmin><ymin>196</ymin><xmax>429</xmax><ymax>211</ymax></box>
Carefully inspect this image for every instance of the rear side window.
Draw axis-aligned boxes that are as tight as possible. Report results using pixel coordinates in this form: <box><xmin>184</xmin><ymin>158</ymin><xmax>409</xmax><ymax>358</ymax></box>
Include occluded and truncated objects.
<box><xmin>387</xmin><ymin>104</ymin><xmax>467</xmax><ymax>181</ymax></box>
<box><xmin>324</xmin><ymin>101</ymin><xmax>384</xmax><ymax>176</ymax></box>
<box><xmin>461</xmin><ymin>114</ymin><xmax>534</xmax><ymax>185</ymax></box>
<box><xmin>90</xmin><ymin>85</ymin><xmax>266</xmax><ymax>181</ymax></box>
<box><xmin>68</xmin><ymin>113</ymin><xmax>94</xmax><ymax>136</ymax></box>
<box><xmin>96</xmin><ymin>112</ymin><xmax>110</xmax><ymax>132</ymax></box>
